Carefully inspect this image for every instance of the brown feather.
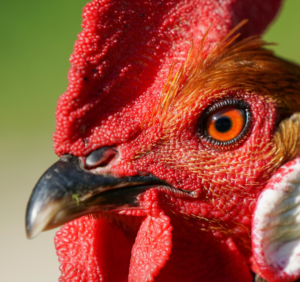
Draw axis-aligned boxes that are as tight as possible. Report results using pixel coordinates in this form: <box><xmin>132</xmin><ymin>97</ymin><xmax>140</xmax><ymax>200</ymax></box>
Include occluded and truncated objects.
<box><xmin>157</xmin><ymin>35</ymin><xmax>300</xmax><ymax>123</ymax></box>
<box><xmin>272</xmin><ymin>113</ymin><xmax>300</xmax><ymax>168</ymax></box>
<box><xmin>150</xmin><ymin>27</ymin><xmax>300</xmax><ymax>170</ymax></box>
<box><xmin>254</xmin><ymin>274</ymin><xmax>267</xmax><ymax>282</ymax></box>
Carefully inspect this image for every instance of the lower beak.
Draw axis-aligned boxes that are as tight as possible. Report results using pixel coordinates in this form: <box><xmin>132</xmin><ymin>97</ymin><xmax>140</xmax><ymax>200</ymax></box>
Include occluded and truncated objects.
<box><xmin>25</xmin><ymin>154</ymin><xmax>164</xmax><ymax>239</ymax></box>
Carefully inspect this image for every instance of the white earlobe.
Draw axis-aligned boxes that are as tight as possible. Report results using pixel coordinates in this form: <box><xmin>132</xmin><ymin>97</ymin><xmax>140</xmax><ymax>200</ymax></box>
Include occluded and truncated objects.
<box><xmin>253</xmin><ymin>157</ymin><xmax>300</xmax><ymax>282</ymax></box>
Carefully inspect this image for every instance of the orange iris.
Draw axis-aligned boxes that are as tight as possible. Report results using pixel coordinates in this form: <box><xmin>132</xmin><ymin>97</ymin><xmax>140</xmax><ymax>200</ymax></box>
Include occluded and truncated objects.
<box><xmin>206</xmin><ymin>107</ymin><xmax>245</xmax><ymax>142</ymax></box>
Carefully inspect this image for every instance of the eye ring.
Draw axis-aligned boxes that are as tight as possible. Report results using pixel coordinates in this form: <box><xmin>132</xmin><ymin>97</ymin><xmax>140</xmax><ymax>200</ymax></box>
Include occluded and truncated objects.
<box><xmin>198</xmin><ymin>98</ymin><xmax>252</xmax><ymax>148</ymax></box>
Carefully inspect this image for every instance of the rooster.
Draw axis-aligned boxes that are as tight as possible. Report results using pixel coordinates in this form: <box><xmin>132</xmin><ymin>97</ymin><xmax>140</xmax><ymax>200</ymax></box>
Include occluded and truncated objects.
<box><xmin>26</xmin><ymin>0</ymin><xmax>300</xmax><ymax>281</ymax></box>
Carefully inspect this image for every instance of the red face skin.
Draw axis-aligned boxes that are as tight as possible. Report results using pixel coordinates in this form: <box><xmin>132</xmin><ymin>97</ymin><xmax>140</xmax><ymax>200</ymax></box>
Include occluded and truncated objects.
<box><xmin>53</xmin><ymin>0</ymin><xmax>282</xmax><ymax>281</ymax></box>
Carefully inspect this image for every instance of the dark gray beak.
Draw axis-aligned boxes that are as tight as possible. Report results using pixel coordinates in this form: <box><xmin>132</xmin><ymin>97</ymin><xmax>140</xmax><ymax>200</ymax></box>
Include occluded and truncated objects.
<box><xmin>26</xmin><ymin>154</ymin><xmax>164</xmax><ymax>239</ymax></box>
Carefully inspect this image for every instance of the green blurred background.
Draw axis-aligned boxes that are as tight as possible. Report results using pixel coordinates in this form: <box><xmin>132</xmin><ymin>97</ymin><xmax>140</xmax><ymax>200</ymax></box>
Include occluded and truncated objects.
<box><xmin>0</xmin><ymin>0</ymin><xmax>299</xmax><ymax>281</ymax></box>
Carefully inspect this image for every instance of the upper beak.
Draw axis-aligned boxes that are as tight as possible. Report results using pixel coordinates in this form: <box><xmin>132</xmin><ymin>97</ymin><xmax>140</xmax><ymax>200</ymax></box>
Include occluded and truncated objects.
<box><xmin>25</xmin><ymin>154</ymin><xmax>164</xmax><ymax>239</ymax></box>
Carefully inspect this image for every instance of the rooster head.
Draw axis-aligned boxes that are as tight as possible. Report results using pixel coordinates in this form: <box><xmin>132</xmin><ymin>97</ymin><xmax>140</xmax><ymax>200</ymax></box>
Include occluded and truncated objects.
<box><xmin>26</xmin><ymin>1</ymin><xmax>300</xmax><ymax>281</ymax></box>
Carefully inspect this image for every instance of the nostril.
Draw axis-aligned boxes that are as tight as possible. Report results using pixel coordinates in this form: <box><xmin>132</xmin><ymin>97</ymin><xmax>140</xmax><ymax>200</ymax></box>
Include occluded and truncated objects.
<box><xmin>85</xmin><ymin>146</ymin><xmax>117</xmax><ymax>168</ymax></box>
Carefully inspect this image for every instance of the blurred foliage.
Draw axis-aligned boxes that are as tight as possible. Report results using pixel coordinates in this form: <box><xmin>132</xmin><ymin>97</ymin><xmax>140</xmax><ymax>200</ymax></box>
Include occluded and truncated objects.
<box><xmin>0</xmin><ymin>0</ymin><xmax>86</xmax><ymax>138</ymax></box>
<box><xmin>264</xmin><ymin>0</ymin><xmax>300</xmax><ymax>63</ymax></box>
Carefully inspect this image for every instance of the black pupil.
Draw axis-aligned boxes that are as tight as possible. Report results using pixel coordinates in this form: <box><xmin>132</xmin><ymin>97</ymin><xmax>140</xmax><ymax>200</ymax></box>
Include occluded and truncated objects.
<box><xmin>215</xmin><ymin>116</ymin><xmax>232</xmax><ymax>133</ymax></box>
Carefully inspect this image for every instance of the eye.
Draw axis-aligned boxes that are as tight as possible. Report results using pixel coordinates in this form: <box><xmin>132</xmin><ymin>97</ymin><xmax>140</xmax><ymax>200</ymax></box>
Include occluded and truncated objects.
<box><xmin>199</xmin><ymin>99</ymin><xmax>252</xmax><ymax>147</ymax></box>
<box><xmin>207</xmin><ymin>108</ymin><xmax>245</xmax><ymax>141</ymax></box>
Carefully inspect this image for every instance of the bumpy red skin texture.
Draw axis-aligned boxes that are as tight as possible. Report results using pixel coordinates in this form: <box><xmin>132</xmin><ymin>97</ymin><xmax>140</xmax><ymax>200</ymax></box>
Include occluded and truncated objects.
<box><xmin>129</xmin><ymin>212</ymin><xmax>173</xmax><ymax>281</ymax></box>
<box><xmin>55</xmin><ymin>92</ymin><xmax>277</xmax><ymax>281</ymax></box>
<box><xmin>56</xmin><ymin>190</ymin><xmax>254</xmax><ymax>282</ymax></box>
<box><xmin>53</xmin><ymin>0</ymin><xmax>283</xmax><ymax>281</ymax></box>
<box><xmin>55</xmin><ymin>216</ymin><xmax>136</xmax><ymax>282</ymax></box>
<box><xmin>53</xmin><ymin>0</ymin><xmax>281</xmax><ymax>156</ymax></box>
<box><xmin>55</xmin><ymin>95</ymin><xmax>275</xmax><ymax>279</ymax></box>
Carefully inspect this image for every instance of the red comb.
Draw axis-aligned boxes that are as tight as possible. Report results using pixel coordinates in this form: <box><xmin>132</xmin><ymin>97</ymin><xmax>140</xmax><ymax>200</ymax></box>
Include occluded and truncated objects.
<box><xmin>53</xmin><ymin>0</ymin><xmax>282</xmax><ymax>156</ymax></box>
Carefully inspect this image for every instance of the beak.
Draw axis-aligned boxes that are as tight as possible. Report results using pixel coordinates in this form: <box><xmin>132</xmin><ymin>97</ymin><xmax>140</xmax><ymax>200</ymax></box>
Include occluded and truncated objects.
<box><xmin>26</xmin><ymin>154</ymin><xmax>164</xmax><ymax>239</ymax></box>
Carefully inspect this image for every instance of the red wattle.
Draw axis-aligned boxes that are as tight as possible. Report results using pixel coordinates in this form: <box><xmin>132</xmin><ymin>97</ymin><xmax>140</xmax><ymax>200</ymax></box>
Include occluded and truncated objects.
<box><xmin>55</xmin><ymin>216</ymin><xmax>135</xmax><ymax>282</ymax></box>
<box><xmin>129</xmin><ymin>214</ymin><xmax>173</xmax><ymax>282</ymax></box>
